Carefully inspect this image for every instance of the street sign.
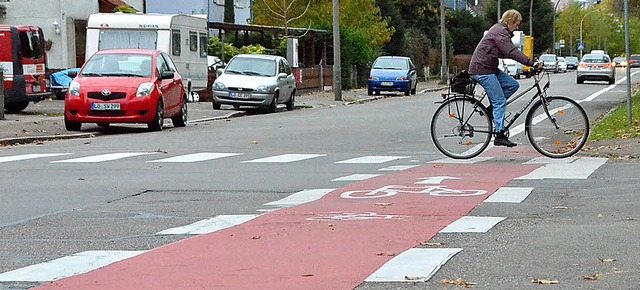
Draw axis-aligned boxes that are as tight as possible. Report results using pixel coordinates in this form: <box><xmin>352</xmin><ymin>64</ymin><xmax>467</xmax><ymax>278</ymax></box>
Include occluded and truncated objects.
<box><xmin>578</xmin><ymin>43</ymin><xmax>585</xmax><ymax>51</ymax></box>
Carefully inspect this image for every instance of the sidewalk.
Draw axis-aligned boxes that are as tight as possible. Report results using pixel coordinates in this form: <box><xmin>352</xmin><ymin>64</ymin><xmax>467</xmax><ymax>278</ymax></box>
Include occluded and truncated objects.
<box><xmin>0</xmin><ymin>80</ymin><xmax>447</xmax><ymax>146</ymax></box>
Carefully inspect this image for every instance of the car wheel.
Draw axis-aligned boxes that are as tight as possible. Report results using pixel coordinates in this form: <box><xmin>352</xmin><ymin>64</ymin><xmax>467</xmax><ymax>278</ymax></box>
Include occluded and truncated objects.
<box><xmin>4</xmin><ymin>101</ymin><xmax>29</xmax><ymax>113</ymax></box>
<box><xmin>404</xmin><ymin>88</ymin><xmax>410</xmax><ymax>96</ymax></box>
<box><xmin>609</xmin><ymin>78</ymin><xmax>615</xmax><ymax>85</ymax></box>
<box><xmin>577</xmin><ymin>78</ymin><xmax>583</xmax><ymax>84</ymax></box>
<box><xmin>267</xmin><ymin>92</ymin><xmax>278</xmax><ymax>113</ymax></box>
<box><xmin>96</xmin><ymin>122</ymin><xmax>110</xmax><ymax>127</ymax></box>
<box><xmin>233</xmin><ymin>105</ymin><xmax>240</xmax><ymax>109</ymax></box>
<box><xmin>286</xmin><ymin>91</ymin><xmax>295</xmax><ymax>111</ymax></box>
<box><xmin>65</xmin><ymin>114</ymin><xmax>81</xmax><ymax>131</ymax></box>
<box><xmin>172</xmin><ymin>96</ymin><xmax>188</xmax><ymax>127</ymax></box>
<box><xmin>55</xmin><ymin>91</ymin><xmax>66</xmax><ymax>100</ymax></box>
<box><xmin>212</xmin><ymin>101</ymin><xmax>221</xmax><ymax>110</ymax></box>
<box><xmin>411</xmin><ymin>86</ymin><xmax>417</xmax><ymax>95</ymax></box>
<box><xmin>148</xmin><ymin>100</ymin><xmax>164</xmax><ymax>131</ymax></box>
<box><xmin>367</xmin><ymin>88</ymin><xmax>373</xmax><ymax>96</ymax></box>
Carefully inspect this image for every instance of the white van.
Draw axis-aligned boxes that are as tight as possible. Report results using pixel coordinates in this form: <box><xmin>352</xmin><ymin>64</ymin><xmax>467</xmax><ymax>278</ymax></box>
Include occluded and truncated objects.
<box><xmin>86</xmin><ymin>13</ymin><xmax>208</xmax><ymax>97</ymax></box>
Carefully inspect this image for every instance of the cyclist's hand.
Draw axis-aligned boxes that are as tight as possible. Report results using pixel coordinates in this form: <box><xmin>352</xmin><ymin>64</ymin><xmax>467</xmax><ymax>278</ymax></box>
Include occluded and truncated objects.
<box><xmin>532</xmin><ymin>61</ymin><xmax>543</xmax><ymax>73</ymax></box>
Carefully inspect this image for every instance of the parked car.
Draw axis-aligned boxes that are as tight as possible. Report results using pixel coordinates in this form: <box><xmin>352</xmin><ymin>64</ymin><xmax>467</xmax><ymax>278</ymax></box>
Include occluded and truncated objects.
<box><xmin>500</xmin><ymin>58</ymin><xmax>524</xmax><ymax>79</ymax></box>
<box><xmin>565</xmin><ymin>56</ymin><xmax>579</xmax><ymax>70</ymax></box>
<box><xmin>50</xmin><ymin>68</ymin><xmax>80</xmax><ymax>100</ymax></box>
<box><xmin>367</xmin><ymin>56</ymin><xmax>418</xmax><ymax>96</ymax></box>
<box><xmin>212</xmin><ymin>54</ymin><xmax>296</xmax><ymax>113</ymax></box>
<box><xmin>577</xmin><ymin>53</ymin><xmax>615</xmax><ymax>84</ymax></box>
<box><xmin>629</xmin><ymin>54</ymin><xmax>640</xmax><ymax>68</ymax></box>
<box><xmin>64</xmin><ymin>49</ymin><xmax>187</xmax><ymax>131</ymax></box>
<box><xmin>557</xmin><ymin>57</ymin><xmax>568</xmax><ymax>73</ymax></box>
<box><xmin>539</xmin><ymin>54</ymin><xmax>559</xmax><ymax>72</ymax></box>
<box><xmin>612</xmin><ymin>56</ymin><xmax>627</xmax><ymax>67</ymax></box>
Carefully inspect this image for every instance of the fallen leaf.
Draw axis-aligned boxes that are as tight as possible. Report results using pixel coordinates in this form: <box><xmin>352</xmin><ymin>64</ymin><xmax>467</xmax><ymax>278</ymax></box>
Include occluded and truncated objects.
<box><xmin>301</xmin><ymin>274</ymin><xmax>314</xmax><ymax>277</ymax></box>
<box><xmin>600</xmin><ymin>258</ymin><xmax>616</xmax><ymax>263</ymax></box>
<box><xmin>420</xmin><ymin>242</ymin><xmax>445</xmax><ymax>247</ymax></box>
<box><xmin>251</xmin><ymin>236</ymin><xmax>261</xmax><ymax>239</ymax></box>
<box><xmin>376</xmin><ymin>252</ymin><xmax>395</xmax><ymax>256</ymax></box>
<box><xmin>598</xmin><ymin>213</ymin><xmax>603</xmax><ymax>218</ymax></box>
<box><xmin>404</xmin><ymin>276</ymin><xmax>425</xmax><ymax>280</ymax></box>
<box><xmin>583</xmin><ymin>273</ymin><xmax>602</xmax><ymax>280</ymax></box>
<box><xmin>375</xmin><ymin>202</ymin><xmax>392</xmax><ymax>206</ymax></box>
<box><xmin>552</xmin><ymin>206</ymin><xmax>568</xmax><ymax>209</ymax></box>
<box><xmin>154</xmin><ymin>149</ymin><xmax>168</xmax><ymax>154</ymax></box>
<box><xmin>78</xmin><ymin>178</ymin><xmax>85</xmax><ymax>181</ymax></box>
<box><xmin>442</xmin><ymin>278</ymin><xmax>477</xmax><ymax>286</ymax></box>
<box><xmin>433</xmin><ymin>164</ymin><xmax>443</xmax><ymax>168</ymax></box>
<box><xmin>251</xmin><ymin>140</ymin><xmax>259</xmax><ymax>144</ymax></box>
<box><xmin>532</xmin><ymin>279</ymin><xmax>559</xmax><ymax>284</ymax></box>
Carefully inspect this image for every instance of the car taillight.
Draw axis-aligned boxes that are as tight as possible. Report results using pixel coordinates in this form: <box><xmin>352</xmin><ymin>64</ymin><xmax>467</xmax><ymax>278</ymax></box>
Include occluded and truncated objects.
<box><xmin>603</xmin><ymin>63</ymin><xmax>612</xmax><ymax>68</ymax></box>
<box><xmin>579</xmin><ymin>63</ymin><xmax>587</xmax><ymax>68</ymax></box>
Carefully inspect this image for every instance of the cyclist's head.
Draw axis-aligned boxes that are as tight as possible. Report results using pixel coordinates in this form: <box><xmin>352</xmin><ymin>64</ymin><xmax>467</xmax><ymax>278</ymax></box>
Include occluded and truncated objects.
<box><xmin>500</xmin><ymin>9</ymin><xmax>522</xmax><ymax>32</ymax></box>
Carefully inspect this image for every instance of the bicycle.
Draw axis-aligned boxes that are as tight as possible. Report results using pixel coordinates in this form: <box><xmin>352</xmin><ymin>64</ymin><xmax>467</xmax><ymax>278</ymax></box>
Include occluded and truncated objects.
<box><xmin>430</xmin><ymin>66</ymin><xmax>589</xmax><ymax>159</ymax></box>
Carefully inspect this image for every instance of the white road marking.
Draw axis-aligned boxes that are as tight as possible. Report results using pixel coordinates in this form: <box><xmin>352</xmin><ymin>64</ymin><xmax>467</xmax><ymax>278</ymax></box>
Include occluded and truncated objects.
<box><xmin>332</xmin><ymin>174</ymin><xmax>381</xmax><ymax>181</ymax></box>
<box><xmin>336</xmin><ymin>155</ymin><xmax>409</xmax><ymax>164</ymax></box>
<box><xmin>378</xmin><ymin>165</ymin><xmax>419</xmax><ymax>171</ymax></box>
<box><xmin>0</xmin><ymin>250</ymin><xmax>147</xmax><ymax>282</ymax></box>
<box><xmin>365</xmin><ymin>248</ymin><xmax>462</xmax><ymax>282</ymax></box>
<box><xmin>517</xmin><ymin>157</ymin><xmax>607</xmax><ymax>179</ymax></box>
<box><xmin>415</xmin><ymin>176</ymin><xmax>461</xmax><ymax>185</ymax></box>
<box><xmin>439</xmin><ymin>216</ymin><xmax>506</xmax><ymax>233</ymax></box>
<box><xmin>51</xmin><ymin>152</ymin><xmax>153</xmax><ymax>163</ymax></box>
<box><xmin>262</xmin><ymin>189</ymin><xmax>335</xmax><ymax>208</ymax></box>
<box><xmin>241</xmin><ymin>154</ymin><xmax>325</xmax><ymax>163</ymax></box>
<box><xmin>156</xmin><ymin>214</ymin><xmax>259</xmax><ymax>235</ymax></box>
<box><xmin>429</xmin><ymin>157</ymin><xmax>493</xmax><ymax>164</ymax></box>
<box><xmin>0</xmin><ymin>153</ymin><xmax>72</xmax><ymax>163</ymax></box>
<box><xmin>484</xmin><ymin>187</ymin><xmax>534</xmax><ymax>203</ymax></box>
<box><xmin>148</xmin><ymin>152</ymin><xmax>243</xmax><ymax>163</ymax></box>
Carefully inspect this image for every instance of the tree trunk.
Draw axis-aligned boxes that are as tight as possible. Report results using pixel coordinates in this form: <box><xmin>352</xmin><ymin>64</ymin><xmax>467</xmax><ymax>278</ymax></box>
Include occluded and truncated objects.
<box><xmin>224</xmin><ymin>0</ymin><xmax>235</xmax><ymax>23</ymax></box>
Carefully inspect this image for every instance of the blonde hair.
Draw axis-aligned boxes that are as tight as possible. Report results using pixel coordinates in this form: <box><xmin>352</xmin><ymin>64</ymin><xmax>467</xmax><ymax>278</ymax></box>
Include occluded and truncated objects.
<box><xmin>500</xmin><ymin>9</ymin><xmax>522</xmax><ymax>26</ymax></box>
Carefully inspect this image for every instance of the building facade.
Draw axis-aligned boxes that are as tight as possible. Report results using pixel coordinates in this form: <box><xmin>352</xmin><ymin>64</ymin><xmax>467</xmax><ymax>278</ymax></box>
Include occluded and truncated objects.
<box><xmin>145</xmin><ymin>0</ymin><xmax>252</xmax><ymax>25</ymax></box>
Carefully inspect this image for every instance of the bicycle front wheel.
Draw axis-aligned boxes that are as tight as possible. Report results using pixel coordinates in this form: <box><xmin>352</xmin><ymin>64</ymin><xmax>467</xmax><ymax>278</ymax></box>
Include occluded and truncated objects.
<box><xmin>525</xmin><ymin>96</ymin><xmax>589</xmax><ymax>158</ymax></box>
<box><xmin>431</xmin><ymin>97</ymin><xmax>493</xmax><ymax>159</ymax></box>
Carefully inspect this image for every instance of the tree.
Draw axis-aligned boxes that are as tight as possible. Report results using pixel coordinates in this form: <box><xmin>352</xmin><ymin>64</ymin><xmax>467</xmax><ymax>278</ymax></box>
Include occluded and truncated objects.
<box><xmin>376</xmin><ymin>0</ymin><xmax>407</xmax><ymax>56</ymax></box>
<box><xmin>254</xmin><ymin>0</ymin><xmax>311</xmax><ymax>36</ymax></box>
<box><xmin>448</xmin><ymin>9</ymin><xmax>488</xmax><ymax>55</ymax></box>
<box><xmin>224</xmin><ymin>0</ymin><xmax>235</xmax><ymax>23</ymax></box>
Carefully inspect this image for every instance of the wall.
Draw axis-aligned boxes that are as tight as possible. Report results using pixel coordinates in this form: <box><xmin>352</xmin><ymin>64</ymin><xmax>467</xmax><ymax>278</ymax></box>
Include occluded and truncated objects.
<box><xmin>146</xmin><ymin>0</ymin><xmax>251</xmax><ymax>24</ymax></box>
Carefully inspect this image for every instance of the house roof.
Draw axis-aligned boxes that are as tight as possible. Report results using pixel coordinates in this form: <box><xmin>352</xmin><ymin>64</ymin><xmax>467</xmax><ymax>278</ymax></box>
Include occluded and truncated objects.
<box><xmin>103</xmin><ymin>0</ymin><xmax>131</xmax><ymax>7</ymax></box>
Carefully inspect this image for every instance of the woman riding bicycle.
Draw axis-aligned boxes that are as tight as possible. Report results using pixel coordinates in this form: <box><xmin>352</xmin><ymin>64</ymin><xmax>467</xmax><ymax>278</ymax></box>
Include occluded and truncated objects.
<box><xmin>468</xmin><ymin>9</ymin><xmax>541</xmax><ymax>147</ymax></box>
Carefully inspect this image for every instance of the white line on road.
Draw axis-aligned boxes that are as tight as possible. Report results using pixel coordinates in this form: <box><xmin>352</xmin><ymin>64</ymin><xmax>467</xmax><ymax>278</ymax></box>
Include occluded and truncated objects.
<box><xmin>439</xmin><ymin>216</ymin><xmax>506</xmax><ymax>233</ymax></box>
<box><xmin>262</xmin><ymin>189</ymin><xmax>336</xmax><ymax>208</ymax></box>
<box><xmin>0</xmin><ymin>250</ymin><xmax>147</xmax><ymax>282</ymax></box>
<box><xmin>332</xmin><ymin>174</ymin><xmax>381</xmax><ymax>181</ymax></box>
<box><xmin>484</xmin><ymin>187</ymin><xmax>534</xmax><ymax>203</ymax></box>
<box><xmin>241</xmin><ymin>154</ymin><xmax>326</xmax><ymax>163</ymax></box>
<box><xmin>0</xmin><ymin>153</ymin><xmax>72</xmax><ymax>163</ymax></box>
<box><xmin>336</xmin><ymin>155</ymin><xmax>409</xmax><ymax>164</ymax></box>
<box><xmin>365</xmin><ymin>248</ymin><xmax>462</xmax><ymax>282</ymax></box>
<box><xmin>517</xmin><ymin>157</ymin><xmax>607</xmax><ymax>179</ymax></box>
<box><xmin>148</xmin><ymin>152</ymin><xmax>243</xmax><ymax>163</ymax></box>
<box><xmin>429</xmin><ymin>157</ymin><xmax>493</xmax><ymax>164</ymax></box>
<box><xmin>156</xmin><ymin>214</ymin><xmax>259</xmax><ymax>235</ymax></box>
<box><xmin>51</xmin><ymin>152</ymin><xmax>153</xmax><ymax>163</ymax></box>
<box><xmin>378</xmin><ymin>165</ymin><xmax>420</xmax><ymax>171</ymax></box>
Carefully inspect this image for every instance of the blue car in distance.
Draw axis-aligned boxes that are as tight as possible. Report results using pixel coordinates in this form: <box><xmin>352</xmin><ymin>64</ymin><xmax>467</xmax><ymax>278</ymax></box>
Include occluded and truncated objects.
<box><xmin>367</xmin><ymin>56</ymin><xmax>418</xmax><ymax>96</ymax></box>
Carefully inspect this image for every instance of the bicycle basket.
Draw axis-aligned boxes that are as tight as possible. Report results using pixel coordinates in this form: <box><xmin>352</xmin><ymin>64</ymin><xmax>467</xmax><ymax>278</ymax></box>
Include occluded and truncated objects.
<box><xmin>450</xmin><ymin>71</ymin><xmax>475</xmax><ymax>94</ymax></box>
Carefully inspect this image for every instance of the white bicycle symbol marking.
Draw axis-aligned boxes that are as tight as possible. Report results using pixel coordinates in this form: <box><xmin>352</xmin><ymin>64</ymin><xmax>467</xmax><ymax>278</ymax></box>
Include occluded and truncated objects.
<box><xmin>306</xmin><ymin>212</ymin><xmax>408</xmax><ymax>221</ymax></box>
<box><xmin>340</xmin><ymin>185</ymin><xmax>487</xmax><ymax>199</ymax></box>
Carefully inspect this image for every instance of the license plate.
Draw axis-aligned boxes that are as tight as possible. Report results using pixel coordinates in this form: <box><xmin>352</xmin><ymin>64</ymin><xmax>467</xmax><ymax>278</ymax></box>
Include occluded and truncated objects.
<box><xmin>33</xmin><ymin>84</ymin><xmax>41</xmax><ymax>93</ymax></box>
<box><xmin>381</xmin><ymin>81</ymin><xmax>394</xmax><ymax>86</ymax></box>
<box><xmin>91</xmin><ymin>103</ymin><xmax>121</xmax><ymax>110</ymax></box>
<box><xmin>230</xmin><ymin>92</ymin><xmax>251</xmax><ymax>99</ymax></box>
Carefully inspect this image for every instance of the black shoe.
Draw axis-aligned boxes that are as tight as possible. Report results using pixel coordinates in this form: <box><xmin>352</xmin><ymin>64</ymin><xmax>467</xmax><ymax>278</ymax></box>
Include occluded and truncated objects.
<box><xmin>494</xmin><ymin>131</ymin><xmax>517</xmax><ymax>147</ymax></box>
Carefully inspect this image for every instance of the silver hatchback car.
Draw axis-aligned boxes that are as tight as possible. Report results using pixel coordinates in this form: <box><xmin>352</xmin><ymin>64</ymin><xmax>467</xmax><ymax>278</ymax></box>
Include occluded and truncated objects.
<box><xmin>212</xmin><ymin>54</ymin><xmax>296</xmax><ymax>113</ymax></box>
<box><xmin>577</xmin><ymin>53</ymin><xmax>615</xmax><ymax>84</ymax></box>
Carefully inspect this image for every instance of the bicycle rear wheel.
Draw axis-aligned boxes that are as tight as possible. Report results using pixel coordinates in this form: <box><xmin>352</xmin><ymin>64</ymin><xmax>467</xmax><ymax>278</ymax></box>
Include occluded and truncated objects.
<box><xmin>525</xmin><ymin>96</ymin><xmax>589</xmax><ymax>158</ymax></box>
<box><xmin>431</xmin><ymin>97</ymin><xmax>493</xmax><ymax>159</ymax></box>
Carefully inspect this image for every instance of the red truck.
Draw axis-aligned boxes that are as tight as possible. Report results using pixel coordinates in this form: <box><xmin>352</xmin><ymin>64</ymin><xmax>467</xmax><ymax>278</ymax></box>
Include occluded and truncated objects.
<box><xmin>0</xmin><ymin>25</ymin><xmax>49</xmax><ymax>113</ymax></box>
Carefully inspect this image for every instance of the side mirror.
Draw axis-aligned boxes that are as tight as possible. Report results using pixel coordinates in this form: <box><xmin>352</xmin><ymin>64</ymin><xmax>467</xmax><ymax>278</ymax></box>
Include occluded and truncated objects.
<box><xmin>67</xmin><ymin>70</ymin><xmax>77</xmax><ymax>78</ymax></box>
<box><xmin>277</xmin><ymin>73</ymin><xmax>288</xmax><ymax>79</ymax></box>
<box><xmin>161</xmin><ymin>71</ymin><xmax>174</xmax><ymax>79</ymax></box>
<box><xmin>216</xmin><ymin>68</ymin><xmax>224</xmax><ymax>77</ymax></box>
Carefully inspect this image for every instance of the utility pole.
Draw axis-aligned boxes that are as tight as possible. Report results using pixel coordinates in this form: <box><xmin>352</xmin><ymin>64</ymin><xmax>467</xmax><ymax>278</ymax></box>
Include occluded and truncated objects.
<box><xmin>497</xmin><ymin>0</ymin><xmax>501</xmax><ymax>23</ymax></box>
<box><xmin>440</xmin><ymin>0</ymin><xmax>447</xmax><ymax>83</ymax></box>
<box><xmin>624</xmin><ymin>0</ymin><xmax>631</xmax><ymax>124</ymax></box>
<box><xmin>332</xmin><ymin>0</ymin><xmax>342</xmax><ymax>101</ymax></box>
<box><xmin>529</xmin><ymin>0</ymin><xmax>533</xmax><ymax>36</ymax></box>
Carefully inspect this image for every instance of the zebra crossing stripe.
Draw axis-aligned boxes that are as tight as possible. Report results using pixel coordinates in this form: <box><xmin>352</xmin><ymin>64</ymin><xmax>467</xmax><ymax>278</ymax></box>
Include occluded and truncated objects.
<box><xmin>51</xmin><ymin>152</ymin><xmax>153</xmax><ymax>163</ymax></box>
<box><xmin>484</xmin><ymin>187</ymin><xmax>534</xmax><ymax>203</ymax></box>
<box><xmin>517</xmin><ymin>157</ymin><xmax>607</xmax><ymax>179</ymax></box>
<box><xmin>241</xmin><ymin>154</ymin><xmax>326</xmax><ymax>163</ymax></box>
<box><xmin>332</xmin><ymin>174</ymin><xmax>381</xmax><ymax>181</ymax></box>
<box><xmin>156</xmin><ymin>214</ymin><xmax>260</xmax><ymax>235</ymax></box>
<box><xmin>0</xmin><ymin>250</ymin><xmax>147</xmax><ymax>282</ymax></box>
<box><xmin>378</xmin><ymin>165</ymin><xmax>420</xmax><ymax>171</ymax></box>
<box><xmin>148</xmin><ymin>153</ymin><xmax>243</xmax><ymax>163</ymax></box>
<box><xmin>0</xmin><ymin>153</ymin><xmax>72</xmax><ymax>163</ymax></box>
<box><xmin>335</xmin><ymin>155</ymin><xmax>409</xmax><ymax>164</ymax></box>
<box><xmin>263</xmin><ymin>189</ymin><xmax>335</xmax><ymax>208</ymax></box>
<box><xmin>365</xmin><ymin>248</ymin><xmax>462</xmax><ymax>282</ymax></box>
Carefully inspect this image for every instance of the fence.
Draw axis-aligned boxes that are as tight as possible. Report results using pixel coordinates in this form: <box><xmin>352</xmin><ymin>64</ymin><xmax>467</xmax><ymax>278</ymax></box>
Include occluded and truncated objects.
<box><xmin>294</xmin><ymin>65</ymin><xmax>333</xmax><ymax>90</ymax></box>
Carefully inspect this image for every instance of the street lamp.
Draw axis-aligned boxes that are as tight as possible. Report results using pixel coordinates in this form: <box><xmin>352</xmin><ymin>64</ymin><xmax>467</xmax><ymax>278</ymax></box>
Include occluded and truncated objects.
<box><xmin>579</xmin><ymin>9</ymin><xmax>598</xmax><ymax>59</ymax></box>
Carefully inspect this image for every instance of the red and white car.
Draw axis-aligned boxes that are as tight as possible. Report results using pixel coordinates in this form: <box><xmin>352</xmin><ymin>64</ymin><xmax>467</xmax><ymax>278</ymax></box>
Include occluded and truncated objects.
<box><xmin>64</xmin><ymin>49</ymin><xmax>187</xmax><ymax>131</ymax></box>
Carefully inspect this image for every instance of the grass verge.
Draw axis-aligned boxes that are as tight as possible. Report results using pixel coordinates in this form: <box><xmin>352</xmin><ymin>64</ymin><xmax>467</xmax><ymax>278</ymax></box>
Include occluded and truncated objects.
<box><xmin>589</xmin><ymin>90</ymin><xmax>640</xmax><ymax>141</ymax></box>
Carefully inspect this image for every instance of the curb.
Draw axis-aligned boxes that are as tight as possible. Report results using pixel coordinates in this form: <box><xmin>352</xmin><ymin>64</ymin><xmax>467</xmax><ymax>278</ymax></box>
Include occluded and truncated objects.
<box><xmin>0</xmin><ymin>133</ymin><xmax>96</xmax><ymax>146</ymax></box>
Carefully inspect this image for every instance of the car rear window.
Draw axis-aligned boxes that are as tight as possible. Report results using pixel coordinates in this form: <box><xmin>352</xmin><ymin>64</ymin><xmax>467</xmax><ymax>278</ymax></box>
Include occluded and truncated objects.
<box><xmin>631</xmin><ymin>55</ymin><xmax>640</xmax><ymax>61</ymax></box>
<box><xmin>540</xmin><ymin>55</ymin><xmax>556</xmax><ymax>62</ymax></box>
<box><xmin>582</xmin><ymin>56</ymin><xmax>609</xmax><ymax>63</ymax></box>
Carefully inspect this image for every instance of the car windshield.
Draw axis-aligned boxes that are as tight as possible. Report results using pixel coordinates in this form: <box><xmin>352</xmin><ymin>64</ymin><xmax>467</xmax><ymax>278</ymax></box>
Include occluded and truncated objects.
<box><xmin>558</xmin><ymin>58</ymin><xmax>566</xmax><ymax>63</ymax></box>
<box><xmin>225</xmin><ymin>57</ymin><xmax>276</xmax><ymax>77</ymax></box>
<box><xmin>540</xmin><ymin>55</ymin><xmax>556</xmax><ymax>62</ymax></box>
<box><xmin>630</xmin><ymin>55</ymin><xmax>640</xmax><ymax>60</ymax></box>
<box><xmin>582</xmin><ymin>56</ymin><xmax>610</xmax><ymax>63</ymax></box>
<box><xmin>566</xmin><ymin>57</ymin><xmax>578</xmax><ymax>63</ymax></box>
<box><xmin>372</xmin><ymin>58</ymin><xmax>409</xmax><ymax>70</ymax></box>
<box><xmin>81</xmin><ymin>53</ymin><xmax>153</xmax><ymax>77</ymax></box>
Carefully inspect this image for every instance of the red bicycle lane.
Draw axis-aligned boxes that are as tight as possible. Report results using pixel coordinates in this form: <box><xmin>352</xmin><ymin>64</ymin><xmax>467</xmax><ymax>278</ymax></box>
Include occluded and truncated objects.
<box><xmin>37</xmin><ymin>161</ymin><xmax>540</xmax><ymax>290</ymax></box>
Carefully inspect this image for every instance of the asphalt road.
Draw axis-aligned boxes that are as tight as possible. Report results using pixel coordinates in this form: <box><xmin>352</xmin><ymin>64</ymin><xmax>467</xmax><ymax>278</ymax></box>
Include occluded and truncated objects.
<box><xmin>0</xmin><ymin>69</ymin><xmax>639</xmax><ymax>289</ymax></box>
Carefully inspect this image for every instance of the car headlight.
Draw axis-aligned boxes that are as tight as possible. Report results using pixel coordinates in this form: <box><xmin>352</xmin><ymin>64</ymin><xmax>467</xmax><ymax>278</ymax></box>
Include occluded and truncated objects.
<box><xmin>255</xmin><ymin>85</ymin><xmax>269</xmax><ymax>93</ymax></box>
<box><xmin>213</xmin><ymin>82</ymin><xmax>226</xmax><ymax>90</ymax></box>
<box><xmin>136</xmin><ymin>82</ymin><xmax>155</xmax><ymax>97</ymax></box>
<box><xmin>69</xmin><ymin>81</ymin><xmax>80</xmax><ymax>97</ymax></box>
